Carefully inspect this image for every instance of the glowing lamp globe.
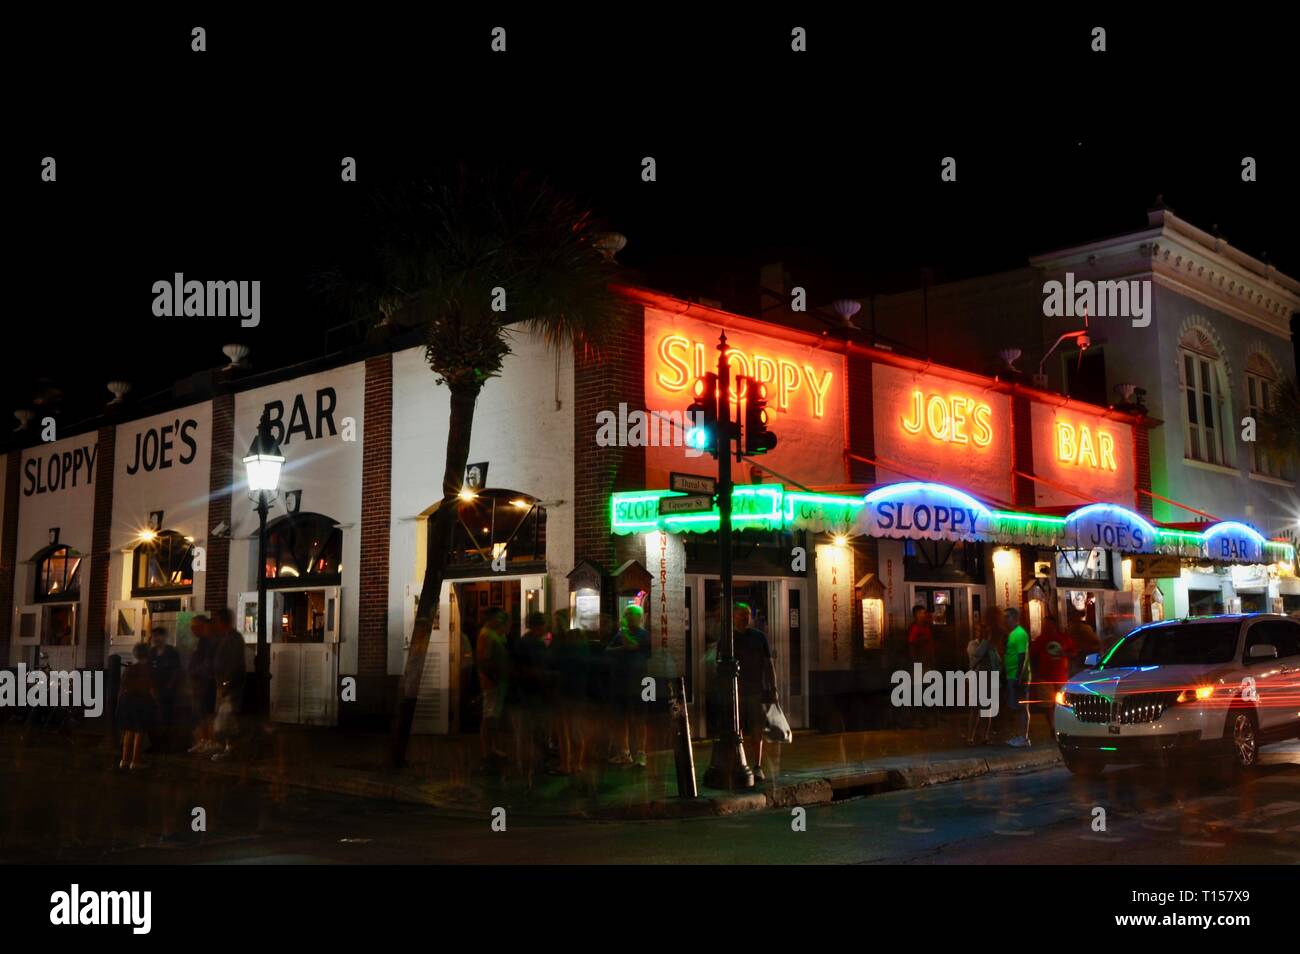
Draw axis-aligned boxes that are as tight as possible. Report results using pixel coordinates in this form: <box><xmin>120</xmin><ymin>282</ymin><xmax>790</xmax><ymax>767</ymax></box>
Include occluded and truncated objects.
<box><xmin>243</xmin><ymin>424</ymin><xmax>285</xmax><ymax>493</ymax></box>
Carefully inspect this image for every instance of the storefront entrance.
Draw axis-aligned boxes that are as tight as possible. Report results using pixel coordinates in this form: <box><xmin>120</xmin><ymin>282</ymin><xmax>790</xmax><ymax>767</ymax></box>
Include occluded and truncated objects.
<box><xmin>908</xmin><ymin>584</ymin><xmax>983</xmax><ymax>670</ymax></box>
<box><xmin>437</xmin><ymin>574</ymin><xmax>548</xmax><ymax>734</ymax></box>
<box><xmin>262</xmin><ymin>586</ymin><xmax>341</xmax><ymax>726</ymax></box>
<box><xmin>687</xmin><ymin>575</ymin><xmax>807</xmax><ymax>737</ymax></box>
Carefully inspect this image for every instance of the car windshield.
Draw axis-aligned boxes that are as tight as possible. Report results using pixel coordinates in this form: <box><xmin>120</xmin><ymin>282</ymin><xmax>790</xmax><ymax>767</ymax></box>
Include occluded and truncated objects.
<box><xmin>1099</xmin><ymin>622</ymin><xmax>1239</xmax><ymax>667</ymax></box>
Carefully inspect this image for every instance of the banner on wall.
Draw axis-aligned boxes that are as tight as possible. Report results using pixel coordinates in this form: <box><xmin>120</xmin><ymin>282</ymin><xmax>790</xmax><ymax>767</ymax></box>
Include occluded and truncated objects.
<box><xmin>814</xmin><ymin>544</ymin><xmax>853</xmax><ymax>671</ymax></box>
<box><xmin>644</xmin><ymin>531</ymin><xmax>686</xmax><ymax>679</ymax></box>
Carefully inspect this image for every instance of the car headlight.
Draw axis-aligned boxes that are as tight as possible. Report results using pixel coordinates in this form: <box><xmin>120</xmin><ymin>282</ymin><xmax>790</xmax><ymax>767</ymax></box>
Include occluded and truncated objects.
<box><xmin>1054</xmin><ymin>690</ymin><xmax>1071</xmax><ymax>707</ymax></box>
<box><xmin>1175</xmin><ymin>686</ymin><xmax>1214</xmax><ymax>704</ymax></box>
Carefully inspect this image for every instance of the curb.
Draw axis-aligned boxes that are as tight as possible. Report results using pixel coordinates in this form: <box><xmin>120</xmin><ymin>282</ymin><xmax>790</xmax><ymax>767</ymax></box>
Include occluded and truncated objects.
<box><xmin>2</xmin><ymin>732</ymin><xmax>1063</xmax><ymax>821</ymax></box>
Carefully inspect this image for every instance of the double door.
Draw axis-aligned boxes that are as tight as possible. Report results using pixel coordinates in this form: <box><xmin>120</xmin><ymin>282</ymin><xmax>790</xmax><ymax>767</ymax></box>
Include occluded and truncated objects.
<box><xmin>687</xmin><ymin>575</ymin><xmax>807</xmax><ymax>736</ymax></box>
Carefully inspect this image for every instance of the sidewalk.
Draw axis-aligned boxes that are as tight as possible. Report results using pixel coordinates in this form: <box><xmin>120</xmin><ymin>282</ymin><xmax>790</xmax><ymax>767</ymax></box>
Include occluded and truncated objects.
<box><xmin>87</xmin><ymin>716</ymin><xmax>1062</xmax><ymax>820</ymax></box>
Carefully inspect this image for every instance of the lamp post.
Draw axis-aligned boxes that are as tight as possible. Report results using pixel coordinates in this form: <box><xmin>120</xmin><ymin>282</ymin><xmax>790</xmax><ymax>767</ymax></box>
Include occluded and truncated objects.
<box><xmin>243</xmin><ymin>411</ymin><xmax>284</xmax><ymax>718</ymax></box>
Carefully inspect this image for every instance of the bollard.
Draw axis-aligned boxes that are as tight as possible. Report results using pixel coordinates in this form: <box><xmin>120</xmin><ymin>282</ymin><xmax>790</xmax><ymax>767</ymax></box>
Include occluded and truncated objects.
<box><xmin>669</xmin><ymin>676</ymin><xmax>698</xmax><ymax>798</ymax></box>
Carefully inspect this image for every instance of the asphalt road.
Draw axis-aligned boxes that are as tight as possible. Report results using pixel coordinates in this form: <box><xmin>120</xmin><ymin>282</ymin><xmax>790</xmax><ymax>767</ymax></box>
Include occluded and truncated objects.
<box><xmin>3</xmin><ymin>740</ymin><xmax>1299</xmax><ymax>865</ymax></box>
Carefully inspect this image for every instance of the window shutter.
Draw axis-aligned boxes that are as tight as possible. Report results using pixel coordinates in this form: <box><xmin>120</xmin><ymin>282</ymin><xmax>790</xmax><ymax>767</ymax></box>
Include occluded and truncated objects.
<box><xmin>15</xmin><ymin>605</ymin><xmax>40</xmax><ymax>644</ymax></box>
<box><xmin>110</xmin><ymin>599</ymin><xmax>148</xmax><ymax>646</ymax></box>
<box><xmin>325</xmin><ymin>587</ymin><xmax>341</xmax><ymax>643</ymax></box>
<box><xmin>238</xmin><ymin>592</ymin><xmax>260</xmax><ymax>644</ymax></box>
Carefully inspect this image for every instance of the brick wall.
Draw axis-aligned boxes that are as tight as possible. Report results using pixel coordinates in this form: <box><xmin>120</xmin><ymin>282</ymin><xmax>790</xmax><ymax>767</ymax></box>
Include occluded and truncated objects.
<box><xmin>204</xmin><ymin>393</ymin><xmax>234</xmax><ymax>613</ymax></box>
<box><xmin>358</xmin><ymin>354</ymin><xmax>392</xmax><ymax>678</ymax></box>
<box><xmin>1011</xmin><ymin>395</ymin><xmax>1035</xmax><ymax>508</ymax></box>
<box><xmin>573</xmin><ymin>302</ymin><xmax>647</xmax><ymax>576</ymax></box>
<box><xmin>846</xmin><ymin>355</ymin><xmax>875</xmax><ymax>484</ymax></box>
<box><xmin>1133</xmin><ymin>422</ymin><xmax>1153</xmax><ymax>518</ymax></box>
<box><xmin>0</xmin><ymin>453</ymin><xmax>21</xmax><ymax>661</ymax></box>
<box><xmin>85</xmin><ymin>426</ymin><xmax>116</xmax><ymax>664</ymax></box>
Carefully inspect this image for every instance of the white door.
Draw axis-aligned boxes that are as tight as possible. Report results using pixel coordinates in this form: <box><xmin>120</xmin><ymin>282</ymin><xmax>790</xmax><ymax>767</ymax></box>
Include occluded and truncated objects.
<box><xmin>270</xmin><ymin>644</ymin><xmax>300</xmax><ymax>723</ymax></box>
<box><xmin>413</xmin><ymin>580</ymin><xmax>452</xmax><ymax>735</ymax></box>
<box><xmin>298</xmin><ymin>644</ymin><xmax>337</xmax><ymax>725</ymax></box>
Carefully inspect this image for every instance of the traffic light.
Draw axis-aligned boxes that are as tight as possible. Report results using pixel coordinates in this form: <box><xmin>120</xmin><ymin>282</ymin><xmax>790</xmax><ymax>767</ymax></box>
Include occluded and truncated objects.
<box><xmin>742</xmin><ymin>376</ymin><xmax>778</xmax><ymax>455</ymax></box>
<box><xmin>686</xmin><ymin>372</ymin><xmax>719</xmax><ymax>458</ymax></box>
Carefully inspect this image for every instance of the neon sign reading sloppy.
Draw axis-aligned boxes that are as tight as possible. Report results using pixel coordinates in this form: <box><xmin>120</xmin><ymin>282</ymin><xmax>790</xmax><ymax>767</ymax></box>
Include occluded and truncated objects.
<box><xmin>655</xmin><ymin>334</ymin><xmax>834</xmax><ymax>419</ymax></box>
<box><xmin>1055</xmin><ymin>421</ymin><xmax>1117</xmax><ymax>471</ymax></box>
<box><xmin>899</xmin><ymin>389</ymin><xmax>993</xmax><ymax>447</ymax></box>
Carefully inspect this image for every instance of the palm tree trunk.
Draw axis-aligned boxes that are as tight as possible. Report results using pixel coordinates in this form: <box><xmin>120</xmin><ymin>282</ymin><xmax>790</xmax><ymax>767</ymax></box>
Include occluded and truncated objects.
<box><xmin>390</xmin><ymin>383</ymin><xmax>480</xmax><ymax>767</ymax></box>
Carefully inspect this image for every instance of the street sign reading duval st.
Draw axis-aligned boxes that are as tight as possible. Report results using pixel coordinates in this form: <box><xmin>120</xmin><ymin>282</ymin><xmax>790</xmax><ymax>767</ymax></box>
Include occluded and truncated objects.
<box><xmin>658</xmin><ymin>493</ymin><xmax>715</xmax><ymax>515</ymax></box>
<box><xmin>670</xmin><ymin>471</ymin><xmax>717</xmax><ymax>495</ymax></box>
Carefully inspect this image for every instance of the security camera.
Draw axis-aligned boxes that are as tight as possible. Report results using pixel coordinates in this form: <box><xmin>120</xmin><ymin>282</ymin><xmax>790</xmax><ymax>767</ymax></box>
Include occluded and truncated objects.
<box><xmin>210</xmin><ymin>521</ymin><xmax>230</xmax><ymax>538</ymax></box>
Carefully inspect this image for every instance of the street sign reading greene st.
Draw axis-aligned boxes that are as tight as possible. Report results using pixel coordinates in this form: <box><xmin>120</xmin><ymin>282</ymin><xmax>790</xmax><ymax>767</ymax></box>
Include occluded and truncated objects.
<box><xmin>658</xmin><ymin>493</ymin><xmax>714</xmax><ymax>515</ymax></box>
<box><xmin>670</xmin><ymin>472</ymin><xmax>717</xmax><ymax>495</ymax></box>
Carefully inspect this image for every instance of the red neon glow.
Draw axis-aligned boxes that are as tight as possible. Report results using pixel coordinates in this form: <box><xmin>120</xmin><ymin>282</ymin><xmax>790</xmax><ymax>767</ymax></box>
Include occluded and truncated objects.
<box><xmin>899</xmin><ymin>389</ymin><xmax>993</xmax><ymax>447</ymax></box>
<box><xmin>1055</xmin><ymin>421</ymin><xmax>1117</xmax><ymax>471</ymax></box>
<box><xmin>655</xmin><ymin>333</ymin><xmax>834</xmax><ymax>418</ymax></box>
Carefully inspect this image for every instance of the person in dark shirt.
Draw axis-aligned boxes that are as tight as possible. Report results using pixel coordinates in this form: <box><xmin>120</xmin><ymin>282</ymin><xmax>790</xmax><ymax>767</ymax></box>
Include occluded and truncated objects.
<box><xmin>732</xmin><ymin>602</ymin><xmax>778</xmax><ymax>783</ymax></box>
<box><xmin>187</xmin><ymin>616</ymin><xmax>218</xmax><ymax>754</ymax></box>
<box><xmin>210</xmin><ymin>608</ymin><xmax>247</xmax><ymax>762</ymax></box>
<box><xmin>514</xmin><ymin>612</ymin><xmax>550</xmax><ymax>787</ymax></box>
<box><xmin>148</xmin><ymin>626</ymin><xmax>182</xmax><ymax>751</ymax></box>
<box><xmin>117</xmin><ymin>642</ymin><xmax>158</xmax><ymax>771</ymax></box>
<box><xmin>550</xmin><ymin>610</ymin><xmax>590</xmax><ymax>774</ymax></box>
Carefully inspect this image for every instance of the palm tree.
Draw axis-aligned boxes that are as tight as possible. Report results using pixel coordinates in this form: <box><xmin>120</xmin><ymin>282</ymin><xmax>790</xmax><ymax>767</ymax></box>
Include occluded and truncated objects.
<box><xmin>318</xmin><ymin>167</ymin><xmax>620</xmax><ymax>765</ymax></box>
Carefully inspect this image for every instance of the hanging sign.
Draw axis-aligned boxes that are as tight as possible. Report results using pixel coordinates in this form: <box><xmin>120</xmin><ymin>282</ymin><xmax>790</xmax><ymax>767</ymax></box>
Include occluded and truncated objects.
<box><xmin>1130</xmin><ymin>554</ymin><xmax>1181</xmax><ymax>579</ymax></box>
<box><xmin>1063</xmin><ymin>504</ymin><xmax>1156</xmax><ymax>553</ymax></box>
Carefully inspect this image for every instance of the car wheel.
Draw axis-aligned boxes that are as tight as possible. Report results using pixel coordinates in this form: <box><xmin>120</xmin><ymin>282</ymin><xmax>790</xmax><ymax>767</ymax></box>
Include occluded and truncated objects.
<box><xmin>1225</xmin><ymin>708</ymin><xmax>1260</xmax><ymax>770</ymax></box>
<box><xmin>1062</xmin><ymin>753</ymin><xmax>1106</xmax><ymax>777</ymax></box>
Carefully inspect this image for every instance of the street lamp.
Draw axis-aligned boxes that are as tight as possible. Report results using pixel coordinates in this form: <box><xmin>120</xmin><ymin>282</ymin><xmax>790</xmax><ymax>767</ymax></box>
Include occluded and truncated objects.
<box><xmin>243</xmin><ymin>411</ymin><xmax>284</xmax><ymax>717</ymax></box>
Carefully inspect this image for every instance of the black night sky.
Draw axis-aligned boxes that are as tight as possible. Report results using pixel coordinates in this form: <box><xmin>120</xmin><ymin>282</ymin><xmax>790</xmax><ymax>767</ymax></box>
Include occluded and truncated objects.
<box><xmin>10</xmin><ymin>12</ymin><xmax>1298</xmax><ymax>440</ymax></box>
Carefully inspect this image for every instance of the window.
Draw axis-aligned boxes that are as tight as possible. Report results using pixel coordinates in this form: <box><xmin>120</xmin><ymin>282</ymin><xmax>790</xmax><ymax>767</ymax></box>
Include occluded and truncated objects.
<box><xmin>442</xmin><ymin>491</ymin><xmax>547</xmax><ymax>574</ymax></box>
<box><xmin>264</xmin><ymin>512</ymin><xmax>343</xmax><ymax>586</ymax></box>
<box><xmin>1179</xmin><ymin>330</ymin><xmax>1230</xmax><ymax>466</ymax></box>
<box><xmin>33</xmin><ymin>544</ymin><xmax>82</xmax><ymax>603</ymax></box>
<box><xmin>132</xmin><ymin>531</ymin><xmax>195</xmax><ymax>596</ymax></box>
<box><xmin>1246</xmin><ymin>620</ymin><xmax>1300</xmax><ymax>661</ymax></box>
<box><xmin>1245</xmin><ymin>353</ymin><xmax>1290</xmax><ymax>479</ymax></box>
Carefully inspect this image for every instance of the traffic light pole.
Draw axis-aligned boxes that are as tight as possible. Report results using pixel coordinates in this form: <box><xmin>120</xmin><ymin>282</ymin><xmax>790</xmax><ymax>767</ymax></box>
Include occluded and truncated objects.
<box><xmin>704</xmin><ymin>331</ymin><xmax>754</xmax><ymax>791</ymax></box>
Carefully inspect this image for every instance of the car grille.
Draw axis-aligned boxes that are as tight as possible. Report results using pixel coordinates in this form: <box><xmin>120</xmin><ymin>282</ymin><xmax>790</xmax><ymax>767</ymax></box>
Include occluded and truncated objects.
<box><xmin>1066</xmin><ymin>691</ymin><xmax>1179</xmax><ymax>725</ymax></box>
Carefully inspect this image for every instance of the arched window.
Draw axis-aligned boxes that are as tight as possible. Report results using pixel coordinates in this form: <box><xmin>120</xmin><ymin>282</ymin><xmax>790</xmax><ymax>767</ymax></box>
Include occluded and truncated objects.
<box><xmin>437</xmin><ymin>490</ymin><xmax>547</xmax><ymax>574</ymax></box>
<box><xmin>33</xmin><ymin>544</ymin><xmax>83</xmax><ymax>603</ymax></box>
<box><xmin>132</xmin><ymin>530</ymin><xmax>195</xmax><ymax>596</ymax></box>
<box><xmin>1244</xmin><ymin>352</ymin><xmax>1287</xmax><ymax>479</ymax></box>
<box><xmin>1178</xmin><ymin>328</ymin><xmax>1230</xmax><ymax>466</ymax></box>
<box><xmin>264</xmin><ymin>512</ymin><xmax>343</xmax><ymax>587</ymax></box>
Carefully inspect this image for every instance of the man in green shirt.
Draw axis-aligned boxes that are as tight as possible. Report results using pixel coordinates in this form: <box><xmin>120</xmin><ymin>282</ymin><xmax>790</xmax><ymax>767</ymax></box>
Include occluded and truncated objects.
<box><xmin>1003</xmin><ymin>608</ymin><xmax>1031</xmax><ymax>747</ymax></box>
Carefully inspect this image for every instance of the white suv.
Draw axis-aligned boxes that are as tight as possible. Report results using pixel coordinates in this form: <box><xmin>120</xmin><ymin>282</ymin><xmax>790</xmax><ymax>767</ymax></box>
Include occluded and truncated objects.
<box><xmin>1054</xmin><ymin>614</ymin><xmax>1300</xmax><ymax>776</ymax></box>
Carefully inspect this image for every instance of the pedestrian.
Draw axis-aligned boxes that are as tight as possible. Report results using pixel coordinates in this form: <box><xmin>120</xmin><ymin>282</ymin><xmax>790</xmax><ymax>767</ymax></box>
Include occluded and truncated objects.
<box><xmin>186</xmin><ymin>615</ymin><xmax>218</xmax><ymax>755</ymax></box>
<box><xmin>514</xmin><ymin>611</ymin><xmax>550</xmax><ymax>788</ymax></box>
<box><xmin>966</xmin><ymin>621</ymin><xmax>999</xmax><ymax>745</ymax></box>
<box><xmin>733</xmin><ymin>602</ymin><xmax>779</xmax><ymax>783</ymax></box>
<box><xmin>148</xmin><ymin>626</ymin><xmax>181</xmax><ymax>752</ymax></box>
<box><xmin>1031</xmin><ymin>611</ymin><xmax>1075</xmax><ymax>733</ymax></box>
<box><xmin>906</xmin><ymin>604</ymin><xmax>936</xmax><ymax>727</ymax></box>
<box><xmin>550</xmin><ymin>610</ymin><xmax>590</xmax><ymax>774</ymax></box>
<box><xmin>210</xmin><ymin>608</ymin><xmax>246</xmax><ymax>762</ymax></box>
<box><xmin>1004</xmin><ymin>607</ymin><xmax>1032</xmax><ymax>746</ymax></box>
<box><xmin>476</xmin><ymin>609</ymin><xmax>511</xmax><ymax>764</ymax></box>
<box><xmin>116</xmin><ymin>642</ymin><xmax>159</xmax><ymax>771</ymax></box>
<box><xmin>606</xmin><ymin>604</ymin><xmax>650</xmax><ymax>767</ymax></box>
<box><xmin>1067</xmin><ymin>617</ymin><xmax>1101</xmax><ymax>671</ymax></box>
